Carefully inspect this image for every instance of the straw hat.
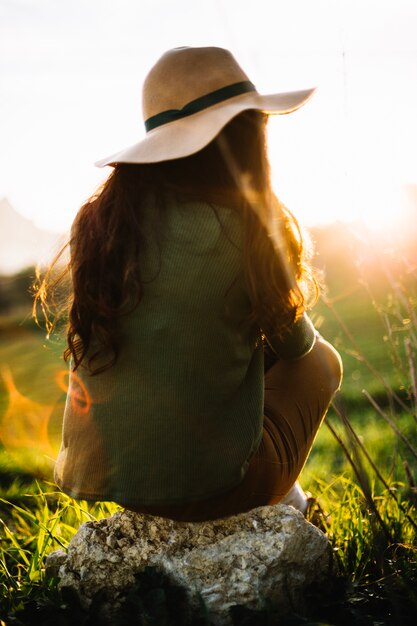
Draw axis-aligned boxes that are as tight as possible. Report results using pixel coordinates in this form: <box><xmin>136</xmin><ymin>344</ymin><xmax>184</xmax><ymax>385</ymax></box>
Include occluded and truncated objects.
<box><xmin>95</xmin><ymin>46</ymin><xmax>315</xmax><ymax>167</ymax></box>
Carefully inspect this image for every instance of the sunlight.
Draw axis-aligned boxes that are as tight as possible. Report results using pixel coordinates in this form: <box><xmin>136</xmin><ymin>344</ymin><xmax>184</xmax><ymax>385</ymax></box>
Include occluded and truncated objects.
<box><xmin>270</xmin><ymin>149</ymin><xmax>410</xmax><ymax>235</ymax></box>
<box><xmin>349</xmin><ymin>181</ymin><xmax>405</xmax><ymax>234</ymax></box>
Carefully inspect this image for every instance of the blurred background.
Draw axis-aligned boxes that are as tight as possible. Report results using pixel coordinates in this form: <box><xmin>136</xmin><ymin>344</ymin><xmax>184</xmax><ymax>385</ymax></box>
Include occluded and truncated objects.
<box><xmin>1</xmin><ymin>0</ymin><xmax>416</xmax><ymax>477</ymax></box>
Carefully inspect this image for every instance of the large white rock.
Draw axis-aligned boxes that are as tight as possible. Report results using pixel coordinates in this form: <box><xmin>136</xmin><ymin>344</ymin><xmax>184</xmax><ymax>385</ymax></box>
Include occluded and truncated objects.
<box><xmin>46</xmin><ymin>504</ymin><xmax>332</xmax><ymax>625</ymax></box>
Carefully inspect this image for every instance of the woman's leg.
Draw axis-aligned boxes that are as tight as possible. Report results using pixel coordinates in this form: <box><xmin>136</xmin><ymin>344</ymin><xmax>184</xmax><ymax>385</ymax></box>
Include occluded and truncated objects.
<box><xmin>246</xmin><ymin>335</ymin><xmax>343</xmax><ymax>507</ymax></box>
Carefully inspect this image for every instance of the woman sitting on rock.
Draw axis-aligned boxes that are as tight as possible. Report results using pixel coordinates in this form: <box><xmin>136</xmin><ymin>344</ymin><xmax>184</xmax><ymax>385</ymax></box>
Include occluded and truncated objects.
<box><xmin>38</xmin><ymin>46</ymin><xmax>342</xmax><ymax>521</ymax></box>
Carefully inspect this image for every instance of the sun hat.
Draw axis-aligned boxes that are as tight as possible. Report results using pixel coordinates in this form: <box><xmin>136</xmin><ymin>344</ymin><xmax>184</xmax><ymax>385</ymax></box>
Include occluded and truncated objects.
<box><xmin>95</xmin><ymin>46</ymin><xmax>315</xmax><ymax>168</ymax></box>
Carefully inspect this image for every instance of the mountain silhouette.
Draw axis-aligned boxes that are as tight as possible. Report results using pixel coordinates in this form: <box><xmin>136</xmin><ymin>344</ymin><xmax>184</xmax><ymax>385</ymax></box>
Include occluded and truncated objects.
<box><xmin>0</xmin><ymin>198</ymin><xmax>65</xmax><ymax>275</ymax></box>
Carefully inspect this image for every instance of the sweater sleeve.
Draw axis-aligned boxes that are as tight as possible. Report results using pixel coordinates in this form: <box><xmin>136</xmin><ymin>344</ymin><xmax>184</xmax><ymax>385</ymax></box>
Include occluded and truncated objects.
<box><xmin>264</xmin><ymin>313</ymin><xmax>317</xmax><ymax>360</ymax></box>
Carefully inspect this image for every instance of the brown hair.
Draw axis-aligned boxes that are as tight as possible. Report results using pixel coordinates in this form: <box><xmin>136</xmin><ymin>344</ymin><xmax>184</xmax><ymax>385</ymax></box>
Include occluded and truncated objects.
<box><xmin>34</xmin><ymin>111</ymin><xmax>317</xmax><ymax>374</ymax></box>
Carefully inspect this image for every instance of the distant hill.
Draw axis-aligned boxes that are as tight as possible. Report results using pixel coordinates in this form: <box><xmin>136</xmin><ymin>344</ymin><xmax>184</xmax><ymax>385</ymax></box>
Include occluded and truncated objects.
<box><xmin>0</xmin><ymin>198</ymin><xmax>65</xmax><ymax>275</ymax></box>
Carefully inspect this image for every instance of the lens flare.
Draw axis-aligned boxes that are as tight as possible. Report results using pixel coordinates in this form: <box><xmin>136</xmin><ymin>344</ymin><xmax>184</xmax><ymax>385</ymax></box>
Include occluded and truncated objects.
<box><xmin>0</xmin><ymin>366</ymin><xmax>56</xmax><ymax>471</ymax></box>
<box><xmin>0</xmin><ymin>364</ymin><xmax>95</xmax><ymax>477</ymax></box>
<box><xmin>55</xmin><ymin>369</ymin><xmax>91</xmax><ymax>415</ymax></box>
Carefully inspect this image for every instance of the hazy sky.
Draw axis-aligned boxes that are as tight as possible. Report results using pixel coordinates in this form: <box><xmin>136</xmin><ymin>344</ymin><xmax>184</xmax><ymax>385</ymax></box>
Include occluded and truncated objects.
<box><xmin>1</xmin><ymin>0</ymin><xmax>416</xmax><ymax>233</ymax></box>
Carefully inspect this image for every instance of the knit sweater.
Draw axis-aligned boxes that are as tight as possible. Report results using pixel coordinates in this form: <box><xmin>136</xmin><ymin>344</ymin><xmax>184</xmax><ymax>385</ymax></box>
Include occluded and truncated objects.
<box><xmin>54</xmin><ymin>198</ymin><xmax>316</xmax><ymax>506</ymax></box>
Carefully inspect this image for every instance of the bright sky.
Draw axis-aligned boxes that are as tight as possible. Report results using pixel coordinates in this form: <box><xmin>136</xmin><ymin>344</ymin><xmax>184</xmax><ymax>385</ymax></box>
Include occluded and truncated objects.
<box><xmin>1</xmin><ymin>0</ymin><xmax>416</xmax><ymax>234</ymax></box>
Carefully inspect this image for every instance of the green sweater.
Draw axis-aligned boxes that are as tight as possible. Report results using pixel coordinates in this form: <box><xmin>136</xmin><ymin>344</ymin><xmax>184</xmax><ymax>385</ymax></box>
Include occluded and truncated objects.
<box><xmin>54</xmin><ymin>198</ymin><xmax>316</xmax><ymax>506</ymax></box>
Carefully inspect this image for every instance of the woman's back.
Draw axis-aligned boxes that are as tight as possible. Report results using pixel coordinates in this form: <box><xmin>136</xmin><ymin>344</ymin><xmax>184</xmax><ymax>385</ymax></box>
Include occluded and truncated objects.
<box><xmin>55</xmin><ymin>195</ymin><xmax>266</xmax><ymax>505</ymax></box>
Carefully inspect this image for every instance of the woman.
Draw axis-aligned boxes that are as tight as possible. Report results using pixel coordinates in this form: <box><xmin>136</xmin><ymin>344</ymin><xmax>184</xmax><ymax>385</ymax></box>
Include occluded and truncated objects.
<box><xmin>37</xmin><ymin>47</ymin><xmax>342</xmax><ymax>522</ymax></box>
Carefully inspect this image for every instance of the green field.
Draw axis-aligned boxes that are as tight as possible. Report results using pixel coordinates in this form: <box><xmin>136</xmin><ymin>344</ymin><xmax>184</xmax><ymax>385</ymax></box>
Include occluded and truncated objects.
<box><xmin>1</xmin><ymin>229</ymin><xmax>417</xmax><ymax>624</ymax></box>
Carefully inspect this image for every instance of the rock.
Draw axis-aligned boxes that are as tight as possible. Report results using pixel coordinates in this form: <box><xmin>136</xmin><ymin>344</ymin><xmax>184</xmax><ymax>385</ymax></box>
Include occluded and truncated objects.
<box><xmin>44</xmin><ymin>548</ymin><xmax>67</xmax><ymax>578</ymax></box>
<box><xmin>46</xmin><ymin>504</ymin><xmax>333</xmax><ymax>625</ymax></box>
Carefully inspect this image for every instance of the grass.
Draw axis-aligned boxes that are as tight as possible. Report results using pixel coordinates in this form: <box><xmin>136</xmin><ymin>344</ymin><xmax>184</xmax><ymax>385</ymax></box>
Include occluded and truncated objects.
<box><xmin>0</xmin><ymin>487</ymin><xmax>120</xmax><ymax>624</ymax></box>
<box><xmin>0</xmin><ymin>475</ymin><xmax>415</xmax><ymax>624</ymax></box>
<box><xmin>1</xmin><ymin>229</ymin><xmax>417</xmax><ymax>624</ymax></box>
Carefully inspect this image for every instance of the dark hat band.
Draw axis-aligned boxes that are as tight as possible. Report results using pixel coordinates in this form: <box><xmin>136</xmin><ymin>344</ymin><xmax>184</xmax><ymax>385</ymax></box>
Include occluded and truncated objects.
<box><xmin>144</xmin><ymin>80</ymin><xmax>256</xmax><ymax>132</ymax></box>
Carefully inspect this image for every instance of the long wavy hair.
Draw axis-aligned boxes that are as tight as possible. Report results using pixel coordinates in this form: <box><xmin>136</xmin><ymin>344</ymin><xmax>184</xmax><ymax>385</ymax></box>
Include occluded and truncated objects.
<box><xmin>34</xmin><ymin>111</ymin><xmax>317</xmax><ymax>374</ymax></box>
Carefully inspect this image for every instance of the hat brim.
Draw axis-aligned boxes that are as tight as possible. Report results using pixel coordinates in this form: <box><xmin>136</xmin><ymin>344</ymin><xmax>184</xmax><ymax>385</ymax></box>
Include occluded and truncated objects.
<box><xmin>95</xmin><ymin>88</ymin><xmax>316</xmax><ymax>167</ymax></box>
